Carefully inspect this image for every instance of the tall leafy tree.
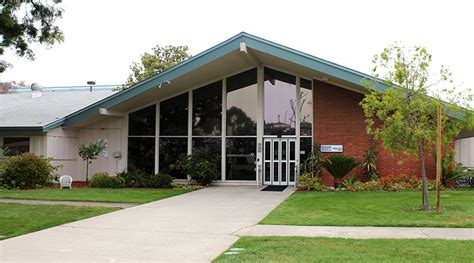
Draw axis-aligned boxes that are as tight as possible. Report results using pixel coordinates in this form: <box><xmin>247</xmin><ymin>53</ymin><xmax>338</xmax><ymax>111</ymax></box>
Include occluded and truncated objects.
<box><xmin>124</xmin><ymin>45</ymin><xmax>191</xmax><ymax>88</ymax></box>
<box><xmin>361</xmin><ymin>44</ymin><xmax>473</xmax><ymax>210</ymax></box>
<box><xmin>0</xmin><ymin>0</ymin><xmax>64</xmax><ymax>73</ymax></box>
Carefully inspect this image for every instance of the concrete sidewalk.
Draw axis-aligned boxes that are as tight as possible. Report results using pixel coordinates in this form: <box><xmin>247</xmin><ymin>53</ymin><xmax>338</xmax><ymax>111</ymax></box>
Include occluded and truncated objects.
<box><xmin>236</xmin><ymin>224</ymin><xmax>474</xmax><ymax>240</ymax></box>
<box><xmin>0</xmin><ymin>186</ymin><xmax>293</xmax><ymax>263</ymax></box>
<box><xmin>0</xmin><ymin>198</ymin><xmax>135</xmax><ymax>208</ymax></box>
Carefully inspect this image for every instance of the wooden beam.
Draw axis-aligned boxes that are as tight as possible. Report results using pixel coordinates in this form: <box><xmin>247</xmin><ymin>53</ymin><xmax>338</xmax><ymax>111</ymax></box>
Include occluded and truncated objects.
<box><xmin>99</xmin><ymin>108</ymin><xmax>125</xmax><ymax>117</ymax></box>
<box><xmin>240</xmin><ymin>42</ymin><xmax>263</xmax><ymax>68</ymax></box>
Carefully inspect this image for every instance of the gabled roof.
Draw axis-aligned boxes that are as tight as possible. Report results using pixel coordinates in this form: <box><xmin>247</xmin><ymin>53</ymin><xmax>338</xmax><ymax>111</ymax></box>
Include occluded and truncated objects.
<box><xmin>0</xmin><ymin>91</ymin><xmax>115</xmax><ymax>132</ymax></box>
<box><xmin>2</xmin><ymin>32</ymin><xmax>386</xmax><ymax>132</ymax></box>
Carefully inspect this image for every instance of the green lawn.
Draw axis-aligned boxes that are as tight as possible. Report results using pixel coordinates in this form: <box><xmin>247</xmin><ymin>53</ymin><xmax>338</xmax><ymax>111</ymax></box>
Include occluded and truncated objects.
<box><xmin>0</xmin><ymin>203</ymin><xmax>117</xmax><ymax>240</ymax></box>
<box><xmin>261</xmin><ymin>190</ymin><xmax>474</xmax><ymax>227</ymax></box>
<box><xmin>214</xmin><ymin>237</ymin><xmax>474</xmax><ymax>262</ymax></box>
<box><xmin>0</xmin><ymin>188</ymin><xmax>193</xmax><ymax>204</ymax></box>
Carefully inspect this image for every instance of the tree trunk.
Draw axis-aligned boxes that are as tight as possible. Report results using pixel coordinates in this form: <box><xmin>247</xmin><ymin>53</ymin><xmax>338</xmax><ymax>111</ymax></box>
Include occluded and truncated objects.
<box><xmin>85</xmin><ymin>160</ymin><xmax>89</xmax><ymax>184</ymax></box>
<box><xmin>419</xmin><ymin>142</ymin><xmax>430</xmax><ymax>210</ymax></box>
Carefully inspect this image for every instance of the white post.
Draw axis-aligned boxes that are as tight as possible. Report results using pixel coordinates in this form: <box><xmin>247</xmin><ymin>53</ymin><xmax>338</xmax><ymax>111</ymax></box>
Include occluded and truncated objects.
<box><xmin>256</xmin><ymin>66</ymin><xmax>265</xmax><ymax>187</ymax></box>
<box><xmin>295</xmin><ymin>76</ymin><xmax>301</xmax><ymax>187</ymax></box>
<box><xmin>187</xmin><ymin>90</ymin><xmax>193</xmax><ymax>182</ymax></box>
<box><xmin>221</xmin><ymin>79</ymin><xmax>227</xmax><ymax>182</ymax></box>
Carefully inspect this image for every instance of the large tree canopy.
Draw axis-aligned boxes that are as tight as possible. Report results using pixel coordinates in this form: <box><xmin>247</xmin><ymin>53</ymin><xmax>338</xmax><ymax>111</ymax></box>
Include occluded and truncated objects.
<box><xmin>360</xmin><ymin>44</ymin><xmax>473</xmax><ymax>210</ymax></box>
<box><xmin>124</xmin><ymin>45</ymin><xmax>191</xmax><ymax>88</ymax></box>
<box><xmin>0</xmin><ymin>0</ymin><xmax>64</xmax><ymax>73</ymax></box>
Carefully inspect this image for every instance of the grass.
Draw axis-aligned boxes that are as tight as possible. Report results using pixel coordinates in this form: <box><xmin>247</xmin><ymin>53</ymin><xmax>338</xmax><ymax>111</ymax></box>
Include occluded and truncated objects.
<box><xmin>0</xmin><ymin>203</ymin><xmax>117</xmax><ymax>240</ymax></box>
<box><xmin>0</xmin><ymin>188</ymin><xmax>193</xmax><ymax>204</ymax></box>
<box><xmin>261</xmin><ymin>190</ymin><xmax>474</xmax><ymax>227</ymax></box>
<box><xmin>214</xmin><ymin>236</ymin><xmax>474</xmax><ymax>262</ymax></box>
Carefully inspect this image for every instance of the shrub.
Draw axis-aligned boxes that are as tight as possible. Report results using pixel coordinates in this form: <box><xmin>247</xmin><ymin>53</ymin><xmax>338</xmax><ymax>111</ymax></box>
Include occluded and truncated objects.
<box><xmin>346</xmin><ymin>181</ymin><xmax>383</xmax><ymax>191</ymax></box>
<box><xmin>90</xmin><ymin>172</ymin><xmax>125</xmax><ymax>188</ymax></box>
<box><xmin>118</xmin><ymin>171</ymin><xmax>174</xmax><ymax>188</ymax></box>
<box><xmin>178</xmin><ymin>149</ymin><xmax>218</xmax><ymax>186</ymax></box>
<box><xmin>300</xmin><ymin>143</ymin><xmax>324</xmax><ymax>178</ymax></box>
<box><xmin>2</xmin><ymin>153</ymin><xmax>59</xmax><ymax>189</ymax></box>
<box><xmin>361</xmin><ymin>144</ymin><xmax>378</xmax><ymax>180</ymax></box>
<box><xmin>298</xmin><ymin>174</ymin><xmax>327</xmax><ymax>191</ymax></box>
<box><xmin>442</xmin><ymin>162</ymin><xmax>471</xmax><ymax>185</ymax></box>
<box><xmin>346</xmin><ymin>174</ymin><xmax>437</xmax><ymax>192</ymax></box>
<box><xmin>321</xmin><ymin>155</ymin><xmax>358</xmax><ymax>188</ymax></box>
<box><xmin>341</xmin><ymin>177</ymin><xmax>358</xmax><ymax>188</ymax></box>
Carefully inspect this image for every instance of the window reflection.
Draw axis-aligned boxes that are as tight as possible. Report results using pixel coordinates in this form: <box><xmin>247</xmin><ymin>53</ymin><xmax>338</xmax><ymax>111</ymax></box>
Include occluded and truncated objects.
<box><xmin>193</xmin><ymin>81</ymin><xmax>222</xmax><ymax>136</ymax></box>
<box><xmin>193</xmin><ymin>138</ymin><xmax>221</xmax><ymax>174</ymax></box>
<box><xmin>128</xmin><ymin>105</ymin><xmax>156</xmax><ymax>136</ymax></box>
<box><xmin>226</xmin><ymin>138</ymin><xmax>256</xmax><ymax>180</ymax></box>
<box><xmin>300</xmin><ymin>78</ymin><xmax>313</xmax><ymax>136</ymax></box>
<box><xmin>159</xmin><ymin>138</ymin><xmax>187</xmax><ymax>179</ymax></box>
<box><xmin>300</xmin><ymin>137</ymin><xmax>313</xmax><ymax>162</ymax></box>
<box><xmin>3</xmin><ymin>137</ymin><xmax>29</xmax><ymax>156</ymax></box>
<box><xmin>264</xmin><ymin>68</ymin><xmax>296</xmax><ymax>135</ymax></box>
<box><xmin>226</xmin><ymin>68</ymin><xmax>257</xmax><ymax>136</ymax></box>
<box><xmin>128</xmin><ymin>137</ymin><xmax>155</xmax><ymax>174</ymax></box>
<box><xmin>160</xmin><ymin>93</ymin><xmax>188</xmax><ymax>136</ymax></box>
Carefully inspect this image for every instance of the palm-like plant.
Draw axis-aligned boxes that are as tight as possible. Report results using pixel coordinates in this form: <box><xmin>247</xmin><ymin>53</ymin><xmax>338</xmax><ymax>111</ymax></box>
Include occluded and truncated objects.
<box><xmin>322</xmin><ymin>155</ymin><xmax>359</xmax><ymax>187</ymax></box>
<box><xmin>361</xmin><ymin>144</ymin><xmax>378</xmax><ymax>180</ymax></box>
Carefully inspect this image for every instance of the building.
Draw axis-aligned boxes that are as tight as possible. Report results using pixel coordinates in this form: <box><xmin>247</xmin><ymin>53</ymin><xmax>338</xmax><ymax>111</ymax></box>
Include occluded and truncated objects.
<box><xmin>0</xmin><ymin>32</ymin><xmax>471</xmax><ymax>186</ymax></box>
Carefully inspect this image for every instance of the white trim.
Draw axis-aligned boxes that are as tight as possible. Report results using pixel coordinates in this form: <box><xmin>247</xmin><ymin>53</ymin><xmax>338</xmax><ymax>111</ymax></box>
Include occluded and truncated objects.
<box><xmin>256</xmin><ymin>66</ymin><xmax>264</xmax><ymax>186</ymax></box>
<box><xmin>124</xmin><ymin>114</ymin><xmax>129</xmax><ymax>172</ymax></box>
<box><xmin>187</xmin><ymin>90</ymin><xmax>193</xmax><ymax>181</ymax></box>
<box><xmin>295</xmin><ymin>76</ymin><xmax>301</xmax><ymax>188</ymax></box>
<box><xmin>221</xmin><ymin>78</ymin><xmax>227</xmax><ymax>181</ymax></box>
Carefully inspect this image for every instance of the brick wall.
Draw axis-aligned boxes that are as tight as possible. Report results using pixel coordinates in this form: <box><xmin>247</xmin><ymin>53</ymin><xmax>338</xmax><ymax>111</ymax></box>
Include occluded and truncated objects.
<box><xmin>313</xmin><ymin>79</ymin><xmax>436</xmax><ymax>186</ymax></box>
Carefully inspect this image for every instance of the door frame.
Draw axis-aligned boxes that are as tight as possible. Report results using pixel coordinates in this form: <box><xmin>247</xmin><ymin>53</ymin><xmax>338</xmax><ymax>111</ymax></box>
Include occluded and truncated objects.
<box><xmin>263</xmin><ymin>137</ymin><xmax>297</xmax><ymax>186</ymax></box>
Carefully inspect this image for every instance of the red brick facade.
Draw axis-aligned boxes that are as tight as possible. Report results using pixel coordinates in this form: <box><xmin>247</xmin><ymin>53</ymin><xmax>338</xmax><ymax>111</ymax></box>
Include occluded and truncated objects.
<box><xmin>313</xmin><ymin>80</ymin><xmax>436</xmax><ymax>186</ymax></box>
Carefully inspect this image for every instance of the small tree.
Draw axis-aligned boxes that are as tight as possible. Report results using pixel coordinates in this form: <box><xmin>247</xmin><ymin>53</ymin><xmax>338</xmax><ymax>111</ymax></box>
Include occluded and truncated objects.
<box><xmin>361</xmin><ymin>44</ymin><xmax>474</xmax><ymax>210</ymax></box>
<box><xmin>78</xmin><ymin>141</ymin><xmax>106</xmax><ymax>184</ymax></box>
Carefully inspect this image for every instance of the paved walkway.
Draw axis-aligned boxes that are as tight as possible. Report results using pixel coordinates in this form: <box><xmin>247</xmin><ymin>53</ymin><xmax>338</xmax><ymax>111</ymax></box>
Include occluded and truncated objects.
<box><xmin>236</xmin><ymin>224</ymin><xmax>474</xmax><ymax>240</ymax></box>
<box><xmin>0</xmin><ymin>198</ymin><xmax>135</xmax><ymax>208</ymax></box>
<box><xmin>0</xmin><ymin>186</ymin><xmax>294</xmax><ymax>263</ymax></box>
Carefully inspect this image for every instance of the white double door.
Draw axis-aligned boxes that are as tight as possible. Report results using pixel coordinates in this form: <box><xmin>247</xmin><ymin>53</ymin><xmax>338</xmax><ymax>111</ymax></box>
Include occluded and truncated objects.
<box><xmin>263</xmin><ymin>138</ymin><xmax>297</xmax><ymax>186</ymax></box>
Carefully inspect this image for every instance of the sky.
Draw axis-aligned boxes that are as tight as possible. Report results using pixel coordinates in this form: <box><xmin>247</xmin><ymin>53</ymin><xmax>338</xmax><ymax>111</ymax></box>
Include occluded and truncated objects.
<box><xmin>1</xmin><ymin>0</ymin><xmax>473</xmax><ymax>93</ymax></box>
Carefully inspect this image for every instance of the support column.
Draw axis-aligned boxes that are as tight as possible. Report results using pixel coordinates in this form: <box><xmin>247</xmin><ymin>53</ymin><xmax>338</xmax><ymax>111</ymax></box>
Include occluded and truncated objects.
<box><xmin>221</xmin><ymin>79</ymin><xmax>227</xmax><ymax>181</ymax></box>
<box><xmin>187</xmin><ymin>90</ymin><xmax>193</xmax><ymax>181</ymax></box>
<box><xmin>295</xmin><ymin>76</ymin><xmax>301</xmax><ymax>187</ymax></box>
<box><xmin>256</xmin><ymin>66</ymin><xmax>264</xmax><ymax>186</ymax></box>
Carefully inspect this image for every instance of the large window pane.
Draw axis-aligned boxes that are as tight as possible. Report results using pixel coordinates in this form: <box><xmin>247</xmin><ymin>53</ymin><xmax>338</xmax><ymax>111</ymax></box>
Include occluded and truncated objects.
<box><xmin>129</xmin><ymin>105</ymin><xmax>156</xmax><ymax>136</ymax></box>
<box><xmin>264</xmin><ymin>68</ymin><xmax>296</xmax><ymax>135</ymax></box>
<box><xmin>3</xmin><ymin>137</ymin><xmax>29</xmax><ymax>156</ymax></box>
<box><xmin>192</xmin><ymin>138</ymin><xmax>221</xmax><ymax>178</ymax></box>
<box><xmin>300</xmin><ymin>137</ymin><xmax>313</xmax><ymax>162</ymax></box>
<box><xmin>226</xmin><ymin>138</ymin><xmax>256</xmax><ymax>180</ymax></box>
<box><xmin>193</xmin><ymin>81</ymin><xmax>222</xmax><ymax>136</ymax></box>
<box><xmin>159</xmin><ymin>138</ymin><xmax>187</xmax><ymax>179</ymax></box>
<box><xmin>160</xmin><ymin>93</ymin><xmax>188</xmax><ymax>136</ymax></box>
<box><xmin>300</xmin><ymin>78</ymin><xmax>313</xmax><ymax>136</ymax></box>
<box><xmin>127</xmin><ymin>137</ymin><xmax>155</xmax><ymax>174</ymax></box>
<box><xmin>226</xmin><ymin>68</ymin><xmax>257</xmax><ymax>135</ymax></box>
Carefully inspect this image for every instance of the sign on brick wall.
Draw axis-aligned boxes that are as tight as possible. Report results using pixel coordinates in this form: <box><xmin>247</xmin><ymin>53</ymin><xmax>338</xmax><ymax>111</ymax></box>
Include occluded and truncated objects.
<box><xmin>321</xmin><ymin>144</ymin><xmax>343</xmax><ymax>153</ymax></box>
